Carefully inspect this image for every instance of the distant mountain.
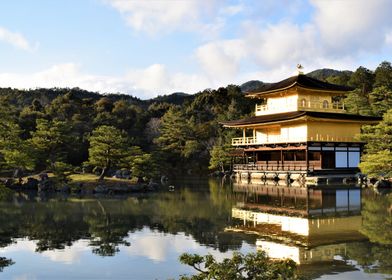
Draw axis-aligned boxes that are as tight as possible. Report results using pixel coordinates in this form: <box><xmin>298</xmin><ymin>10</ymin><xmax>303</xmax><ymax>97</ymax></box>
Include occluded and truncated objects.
<box><xmin>240</xmin><ymin>80</ymin><xmax>266</xmax><ymax>93</ymax></box>
<box><xmin>306</xmin><ymin>68</ymin><xmax>353</xmax><ymax>82</ymax></box>
<box><xmin>239</xmin><ymin>68</ymin><xmax>354</xmax><ymax>93</ymax></box>
<box><xmin>147</xmin><ymin>92</ymin><xmax>193</xmax><ymax>105</ymax></box>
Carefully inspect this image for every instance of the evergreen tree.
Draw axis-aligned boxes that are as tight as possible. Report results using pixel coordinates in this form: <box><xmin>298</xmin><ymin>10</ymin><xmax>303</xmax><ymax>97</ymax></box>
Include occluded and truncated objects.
<box><xmin>87</xmin><ymin>125</ymin><xmax>136</xmax><ymax>180</ymax></box>
<box><xmin>369</xmin><ymin>86</ymin><xmax>392</xmax><ymax>116</ymax></box>
<box><xmin>29</xmin><ymin>119</ymin><xmax>72</xmax><ymax>169</ymax></box>
<box><xmin>359</xmin><ymin>109</ymin><xmax>392</xmax><ymax>177</ymax></box>
<box><xmin>374</xmin><ymin>61</ymin><xmax>392</xmax><ymax>89</ymax></box>
<box><xmin>209</xmin><ymin>143</ymin><xmax>233</xmax><ymax>172</ymax></box>
<box><xmin>179</xmin><ymin>251</ymin><xmax>302</xmax><ymax>280</ymax></box>
<box><xmin>0</xmin><ymin>118</ymin><xmax>34</xmax><ymax>177</ymax></box>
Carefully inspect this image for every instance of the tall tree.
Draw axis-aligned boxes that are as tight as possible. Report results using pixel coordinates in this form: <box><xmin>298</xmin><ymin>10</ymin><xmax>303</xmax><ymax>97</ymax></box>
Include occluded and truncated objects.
<box><xmin>374</xmin><ymin>61</ymin><xmax>392</xmax><ymax>89</ymax></box>
<box><xmin>369</xmin><ymin>86</ymin><xmax>392</xmax><ymax>116</ymax></box>
<box><xmin>349</xmin><ymin>66</ymin><xmax>375</xmax><ymax>95</ymax></box>
<box><xmin>87</xmin><ymin>125</ymin><xmax>135</xmax><ymax>180</ymax></box>
<box><xmin>29</xmin><ymin>119</ymin><xmax>72</xmax><ymax>169</ymax></box>
<box><xmin>359</xmin><ymin>109</ymin><xmax>392</xmax><ymax>177</ymax></box>
<box><xmin>0</xmin><ymin>118</ymin><xmax>34</xmax><ymax>178</ymax></box>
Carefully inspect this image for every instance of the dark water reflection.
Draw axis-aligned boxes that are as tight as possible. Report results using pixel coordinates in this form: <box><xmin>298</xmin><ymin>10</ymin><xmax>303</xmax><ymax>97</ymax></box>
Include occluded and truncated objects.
<box><xmin>0</xmin><ymin>179</ymin><xmax>392</xmax><ymax>279</ymax></box>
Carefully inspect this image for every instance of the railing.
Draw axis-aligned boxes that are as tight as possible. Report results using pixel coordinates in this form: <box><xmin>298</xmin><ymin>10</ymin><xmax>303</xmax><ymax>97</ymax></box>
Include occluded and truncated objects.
<box><xmin>255</xmin><ymin>103</ymin><xmax>296</xmax><ymax>115</ymax></box>
<box><xmin>298</xmin><ymin>100</ymin><xmax>345</xmax><ymax>111</ymax></box>
<box><xmin>232</xmin><ymin>135</ymin><xmax>357</xmax><ymax>146</ymax></box>
<box><xmin>255</xmin><ymin>100</ymin><xmax>345</xmax><ymax>115</ymax></box>
<box><xmin>232</xmin><ymin>136</ymin><xmax>307</xmax><ymax>146</ymax></box>
<box><xmin>232</xmin><ymin>137</ymin><xmax>257</xmax><ymax>145</ymax></box>
<box><xmin>233</xmin><ymin>161</ymin><xmax>321</xmax><ymax>172</ymax></box>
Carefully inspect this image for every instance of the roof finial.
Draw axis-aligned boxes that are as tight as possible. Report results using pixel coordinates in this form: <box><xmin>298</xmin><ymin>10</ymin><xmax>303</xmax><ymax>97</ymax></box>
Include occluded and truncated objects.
<box><xmin>296</xmin><ymin>64</ymin><xmax>304</xmax><ymax>75</ymax></box>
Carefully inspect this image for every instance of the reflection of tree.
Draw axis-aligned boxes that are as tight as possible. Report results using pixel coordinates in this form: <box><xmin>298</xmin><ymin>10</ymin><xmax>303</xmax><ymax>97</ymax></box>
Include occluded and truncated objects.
<box><xmin>0</xmin><ymin>179</ymin><xmax>239</xmax><ymax>259</ymax></box>
<box><xmin>360</xmin><ymin>192</ymin><xmax>392</xmax><ymax>244</ymax></box>
<box><xmin>0</xmin><ymin>257</ymin><xmax>14</xmax><ymax>272</ymax></box>
<box><xmin>19</xmin><ymin>202</ymin><xmax>89</xmax><ymax>252</ymax></box>
<box><xmin>86</xmin><ymin>201</ymin><xmax>130</xmax><ymax>256</ymax></box>
<box><xmin>345</xmin><ymin>191</ymin><xmax>392</xmax><ymax>275</ymax></box>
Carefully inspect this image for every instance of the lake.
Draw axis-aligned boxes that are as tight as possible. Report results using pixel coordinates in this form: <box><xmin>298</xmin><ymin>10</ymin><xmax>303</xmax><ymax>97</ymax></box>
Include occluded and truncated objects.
<box><xmin>0</xmin><ymin>178</ymin><xmax>391</xmax><ymax>279</ymax></box>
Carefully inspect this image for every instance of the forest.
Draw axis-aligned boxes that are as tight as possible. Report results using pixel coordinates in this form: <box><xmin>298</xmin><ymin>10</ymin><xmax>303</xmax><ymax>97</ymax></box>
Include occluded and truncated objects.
<box><xmin>0</xmin><ymin>61</ymin><xmax>391</xmax><ymax>181</ymax></box>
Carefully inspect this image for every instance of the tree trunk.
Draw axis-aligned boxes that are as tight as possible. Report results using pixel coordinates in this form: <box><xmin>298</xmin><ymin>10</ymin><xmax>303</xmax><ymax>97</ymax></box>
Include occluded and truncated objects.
<box><xmin>99</xmin><ymin>167</ymin><xmax>107</xmax><ymax>181</ymax></box>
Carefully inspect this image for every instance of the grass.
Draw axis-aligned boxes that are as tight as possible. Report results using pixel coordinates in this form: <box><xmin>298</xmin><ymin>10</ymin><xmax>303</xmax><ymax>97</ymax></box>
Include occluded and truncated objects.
<box><xmin>68</xmin><ymin>173</ymin><xmax>137</xmax><ymax>183</ymax></box>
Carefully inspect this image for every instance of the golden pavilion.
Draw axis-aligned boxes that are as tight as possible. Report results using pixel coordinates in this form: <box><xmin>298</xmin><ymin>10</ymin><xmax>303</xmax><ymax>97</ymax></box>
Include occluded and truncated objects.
<box><xmin>222</xmin><ymin>70</ymin><xmax>381</xmax><ymax>181</ymax></box>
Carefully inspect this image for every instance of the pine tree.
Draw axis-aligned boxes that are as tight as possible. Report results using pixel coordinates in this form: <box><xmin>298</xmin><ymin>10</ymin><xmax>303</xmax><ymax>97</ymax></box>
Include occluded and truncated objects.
<box><xmin>359</xmin><ymin>109</ymin><xmax>392</xmax><ymax>177</ymax></box>
<box><xmin>29</xmin><ymin>119</ymin><xmax>72</xmax><ymax>169</ymax></box>
<box><xmin>87</xmin><ymin>125</ymin><xmax>137</xmax><ymax>180</ymax></box>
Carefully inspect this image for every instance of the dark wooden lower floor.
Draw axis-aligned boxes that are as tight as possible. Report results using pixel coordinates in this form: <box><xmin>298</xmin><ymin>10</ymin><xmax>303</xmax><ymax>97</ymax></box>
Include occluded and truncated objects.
<box><xmin>233</xmin><ymin>141</ymin><xmax>363</xmax><ymax>173</ymax></box>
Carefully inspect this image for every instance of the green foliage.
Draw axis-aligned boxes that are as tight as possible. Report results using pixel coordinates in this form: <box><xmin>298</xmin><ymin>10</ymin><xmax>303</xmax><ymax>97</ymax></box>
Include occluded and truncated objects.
<box><xmin>53</xmin><ymin>161</ymin><xmax>73</xmax><ymax>182</ymax></box>
<box><xmin>209</xmin><ymin>144</ymin><xmax>233</xmax><ymax>172</ymax></box>
<box><xmin>0</xmin><ymin>184</ymin><xmax>14</xmax><ymax>202</ymax></box>
<box><xmin>179</xmin><ymin>251</ymin><xmax>302</xmax><ymax>280</ymax></box>
<box><xmin>360</xmin><ymin>109</ymin><xmax>392</xmax><ymax>177</ymax></box>
<box><xmin>130</xmin><ymin>153</ymin><xmax>160</xmax><ymax>180</ymax></box>
<box><xmin>29</xmin><ymin>118</ymin><xmax>72</xmax><ymax>168</ymax></box>
<box><xmin>0</xmin><ymin>112</ymin><xmax>34</xmax><ymax>174</ymax></box>
<box><xmin>369</xmin><ymin>86</ymin><xmax>392</xmax><ymax>116</ymax></box>
<box><xmin>374</xmin><ymin>61</ymin><xmax>392</xmax><ymax>89</ymax></box>
<box><xmin>155</xmin><ymin>107</ymin><xmax>194</xmax><ymax>157</ymax></box>
<box><xmin>359</xmin><ymin>151</ymin><xmax>392</xmax><ymax>178</ymax></box>
<box><xmin>344</xmin><ymin>62</ymin><xmax>392</xmax><ymax>116</ymax></box>
<box><xmin>348</xmin><ymin>66</ymin><xmax>375</xmax><ymax>94</ymax></box>
<box><xmin>344</xmin><ymin>89</ymin><xmax>373</xmax><ymax>115</ymax></box>
<box><xmin>0</xmin><ymin>257</ymin><xmax>14</xmax><ymax>272</ymax></box>
<box><xmin>360</xmin><ymin>192</ymin><xmax>392</xmax><ymax>245</ymax></box>
<box><xmin>88</xmin><ymin>126</ymin><xmax>141</xmax><ymax>179</ymax></box>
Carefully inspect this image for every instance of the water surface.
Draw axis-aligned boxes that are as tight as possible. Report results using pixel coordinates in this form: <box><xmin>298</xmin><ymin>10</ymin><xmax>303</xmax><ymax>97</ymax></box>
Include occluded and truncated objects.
<box><xmin>0</xmin><ymin>179</ymin><xmax>391</xmax><ymax>279</ymax></box>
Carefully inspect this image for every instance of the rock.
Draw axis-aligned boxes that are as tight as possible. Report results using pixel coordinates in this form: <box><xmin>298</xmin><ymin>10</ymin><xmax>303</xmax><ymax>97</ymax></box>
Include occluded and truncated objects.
<box><xmin>108</xmin><ymin>185</ymin><xmax>130</xmax><ymax>193</ymax></box>
<box><xmin>114</xmin><ymin>170</ymin><xmax>122</xmax><ymax>178</ymax></box>
<box><xmin>94</xmin><ymin>185</ymin><xmax>108</xmax><ymax>194</ymax></box>
<box><xmin>4</xmin><ymin>178</ymin><xmax>15</xmax><ymax>188</ymax></box>
<box><xmin>168</xmin><ymin>185</ymin><xmax>175</xmax><ymax>191</ymax></box>
<box><xmin>39</xmin><ymin>173</ymin><xmax>49</xmax><ymax>181</ymax></box>
<box><xmin>38</xmin><ymin>180</ymin><xmax>55</xmax><ymax>192</ymax></box>
<box><xmin>130</xmin><ymin>184</ymin><xmax>144</xmax><ymax>192</ymax></box>
<box><xmin>121</xmin><ymin>169</ymin><xmax>131</xmax><ymax>179</ymax></box>
<box><xmin>374</xmin><ymin>179</ymin><xmax>391</xmax><ymax>189</ymax></box>
<box><xmin>57</xmin><ymin>185</ymin><xmax>70</xmax><ymax>193</ymax></box>
<box><xmin>147</xmin><ymin>182</ymin><xmax>159</xmax><ymax>191</ymax></box>
<box><xmin>22</xmin><ymin>177</ymin><xmax>39</xmax><ymax>190</ymax></box>
<box><xmin>160</xmin><ymin>175</ymin><xmax>169</xmax><ymax>185</ymax></box>
<box><xmin>71</xmin><ymin>183</ymin><xmax>82</xmax><ymax>193</ymax></box>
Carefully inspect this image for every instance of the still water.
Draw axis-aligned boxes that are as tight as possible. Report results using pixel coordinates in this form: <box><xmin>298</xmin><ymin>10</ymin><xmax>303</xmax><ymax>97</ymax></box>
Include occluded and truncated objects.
<box><xmin>0</xmin><ymin>178</ymin><xmax>391</xmax><ymax>279</ymax></box>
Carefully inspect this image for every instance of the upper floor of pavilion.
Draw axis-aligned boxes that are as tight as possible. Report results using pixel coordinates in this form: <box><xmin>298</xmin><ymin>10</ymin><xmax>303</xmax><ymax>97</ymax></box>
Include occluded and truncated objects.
<box><xmin>246</xmin><ymin>73</ymin><xmax>353</xmax><ymax>116</ymax></box>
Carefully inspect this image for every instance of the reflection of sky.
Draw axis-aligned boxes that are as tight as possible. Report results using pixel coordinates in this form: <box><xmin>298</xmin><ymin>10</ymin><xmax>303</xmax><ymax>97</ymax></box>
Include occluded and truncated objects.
<box><xmin>0</xmin><ymin>228</ymin><xmax>254</xmax><ymax>280</ymax></box>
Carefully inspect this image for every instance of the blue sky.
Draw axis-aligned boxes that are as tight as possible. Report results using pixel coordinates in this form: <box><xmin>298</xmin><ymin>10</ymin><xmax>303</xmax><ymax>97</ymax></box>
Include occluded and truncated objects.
<box><xmin>0</xmin><ymin>0</ymin><xmax>391</xmax><ymax>99</ymax></box>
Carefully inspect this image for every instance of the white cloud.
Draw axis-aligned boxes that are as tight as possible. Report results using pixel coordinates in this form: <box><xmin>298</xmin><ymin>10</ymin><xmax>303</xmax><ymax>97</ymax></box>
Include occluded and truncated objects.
<box><xmin>194</xmin><ymin>0</ymin><xmax>392</xmax><ymax>85</ymax></box>
<box><xmin>105</xmin><ymin>0</ymin><xmax>222</xmax><ymax>35</ymax></box>
<box><xmin>243</xmin><ymin>21</ymin><xmax>318</xmax><ymax>68</ymax></box>
<box><xmin>386</xmin><ymin>31</ymin><xmax>392</xmax><ymax>45</ymax></box>
<box><xmin>311</xmin><ymin>0</ymin><xmax>392</xmax><ymax>54</ymax></box>
<box><xmin>125</xmin><ymin>229</ymin><xmax>242</xmax><ymax>262</ymax></box>
<box><xmin>0</xmin><ymin>238</ymin><xmax>90</xmax><ymax>265</ymax></box>
<box><xmin>0</xmin><ymin>62</ymin><xmax>211</xmax><ymax>99</ymax></box>
<box><xmin>196</xmin><ymin>39</ymin><xmax>246</xmax><ymax>81</ymax></box>
<box><xmin>0</xmin><ymin>26</ymin><xmax>37</xmax><ymax>51</ymax></box>
<box><xmin>220</xmin><ymin>4</ymin><xmax>244</xmax><ymax>16</ymax></box>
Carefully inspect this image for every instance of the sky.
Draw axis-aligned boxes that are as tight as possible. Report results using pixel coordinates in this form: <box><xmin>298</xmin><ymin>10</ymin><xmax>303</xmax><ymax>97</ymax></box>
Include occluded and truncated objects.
<box><xmin>0</xmin><ymin>0</ymin><xmax>391</xmax><ymax>99</ymax></box>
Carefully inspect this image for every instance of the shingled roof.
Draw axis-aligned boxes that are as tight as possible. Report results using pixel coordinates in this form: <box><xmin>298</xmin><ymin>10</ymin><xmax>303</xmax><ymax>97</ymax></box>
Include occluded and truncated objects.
<box><xmin>221</xmin><ymin>111</ymin><xmax>381</xmax><ymax>127</ymax></box>
<box><xmin>246</xmin><ymin>74</ymin><xmax>353</xmax><ymax>96</ymax></box>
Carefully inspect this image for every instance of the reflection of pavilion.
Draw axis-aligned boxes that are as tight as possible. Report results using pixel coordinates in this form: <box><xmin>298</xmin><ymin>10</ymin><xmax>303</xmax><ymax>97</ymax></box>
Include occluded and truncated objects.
<box><xmin>227</xmin><ymin>185</ymin><xmax>366</xmax><ymax>271</ymax></box>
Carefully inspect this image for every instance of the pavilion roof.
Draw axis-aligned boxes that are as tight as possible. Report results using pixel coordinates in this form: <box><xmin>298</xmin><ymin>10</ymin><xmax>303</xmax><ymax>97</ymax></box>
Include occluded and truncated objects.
<box><xmin>221</xmin><ymin>111</ymin><xmax>381</xmax><ymax>127</ymax></box>
<box><xmin>246</xmin><ymin>74</ymin><xmax>353</xmax><ymax>96</ymax></box>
